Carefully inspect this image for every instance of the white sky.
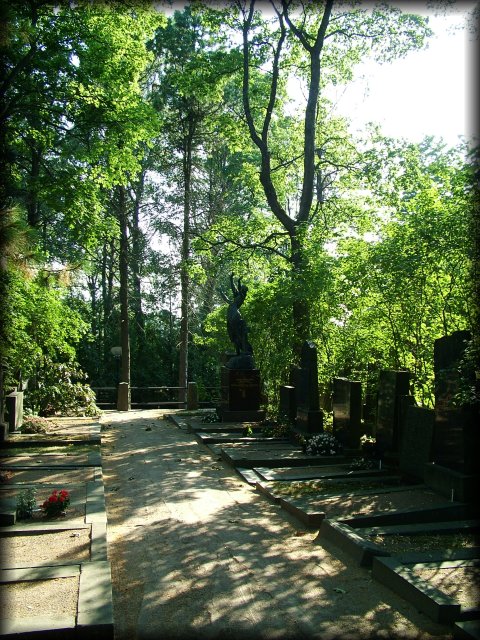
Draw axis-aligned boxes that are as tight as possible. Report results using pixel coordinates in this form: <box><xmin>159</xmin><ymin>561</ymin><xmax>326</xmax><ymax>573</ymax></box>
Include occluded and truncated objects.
<box><xmin>328</xmin><ymin>5</ymin><xmax>478</xmax><ymax>147</ymax></box>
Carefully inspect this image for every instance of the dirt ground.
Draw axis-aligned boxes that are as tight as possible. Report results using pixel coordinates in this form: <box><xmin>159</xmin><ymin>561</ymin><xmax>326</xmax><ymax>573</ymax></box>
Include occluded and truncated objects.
<box><xmin>100</xmin><ymin>409</ymin><xmax>456</xmax><ymax>640</ymax></box>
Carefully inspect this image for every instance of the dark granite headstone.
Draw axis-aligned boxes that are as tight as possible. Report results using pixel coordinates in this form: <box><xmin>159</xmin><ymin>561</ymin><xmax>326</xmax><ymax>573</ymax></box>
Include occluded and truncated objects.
<box><xmin>279</xmin><ymin>385</ymin><xmax>296</xmax><ymax>422</ymax></box>
<box><xmin>219</xmin><ymin>367</ymin><xmax>265</xmax><ymax>422</ymax></box>
<box><xmin>332</xmin><ymin>378</ymin><xmax>362</xmax><ymax>449</ymax></box>
<box><xmin>375</xmin><ymin>370</ymin><xmax>410</xmax><ymax>452</ymax></box>
<box><xmin>295</xmin><ymin>341</ymin><xmax>323</xmax><ymax>433</ymax></box>
<box><xmin>399</xmin><ymin>405</ymin><xmax>434</xmax><ymax>481</ymax></box>
<box><xmin>432</xmin><ymin>330</ymin><xmax>478</xmax><ymax>473</ymax></box>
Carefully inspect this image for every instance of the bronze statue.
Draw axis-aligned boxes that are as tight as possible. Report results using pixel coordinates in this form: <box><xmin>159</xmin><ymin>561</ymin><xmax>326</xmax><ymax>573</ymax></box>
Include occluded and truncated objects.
<box><xmin>220</xmin><ymin>274</ymin><xmax>254</xmax><ymax>369</ymax></box>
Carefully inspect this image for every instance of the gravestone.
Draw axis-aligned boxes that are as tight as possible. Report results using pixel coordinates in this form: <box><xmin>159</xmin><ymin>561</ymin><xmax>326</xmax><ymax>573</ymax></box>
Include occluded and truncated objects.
<box><xmin>219</xmin><ymin>367</ymin><xmax>265</xmax><ymax>422</ymax></box>
<box><xmin>6</xmin><ymin>391</ymin><xmax>23</xmax><ymax>432</ymax></box>
<box><xmin>399</xmin><ymin>405</ymin><xmax>434</xmax><ymax>482</ymax></box>
<box><xmin>375</xmin><ymin>370</ymin><xmax>410</xmax><ymax>452</ymax></box>
<box><xmin>279</xmin><ymin>385</ymin><xmax>296</xmax><ymax>422</ymax></box>
<box><xmin>332</xmin><ymin>378</ymin><xmax>362</xmax><ymax>449</ymax></box>
<box><xmin>295</xmin><ymin>341</ymin><xmax>323</xmax><ymax>433</ymax></box>
<box><xmin>431</xmin><ymin>330</ymin><xmax>478</xmax><ymax>473</ymax></box>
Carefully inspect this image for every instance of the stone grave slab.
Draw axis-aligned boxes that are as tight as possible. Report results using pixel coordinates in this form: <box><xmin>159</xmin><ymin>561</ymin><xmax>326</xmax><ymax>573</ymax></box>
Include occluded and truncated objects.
<box><xmin>256</xmin><ymin>474</ymin><xmax>404</xmax><ymax>505</ymax></box>
<box><xmin>317</xmin><ymin>502</ymin><xmax>478</xmax><ymax>566</ymax></box>
<box><xmin>253</xmin><ymin>464</ymin><xmax>388</xmax><ymax>482</ymax></box>
<box><xmin>0</xmin><ymin>560</ymin><xmax>113</xmax><ymax>639</ymax></box>
<box><xmin>195</xmin><ymin>432</ymin><xmax>289</xmax><ymax>445</ymax></box>
<box><xmin>277</xmin><ymin>486</ymin><xmax>452</xmax><ymax>529</ymax></box>
<box><xmin>373</xmin><ymin>547</ymin><xmax>480</xmax><ymax>624</ymax></box>
<box><xmin>220</xmin><ymin>445</ymin><xmax>347</xmax><ymax>469</ymax></box>
<box><xmin>0</xmin><ymin>525</ymin><xmax>92</xmax><ymax>568</ymax></box>
<box><xmin>0</xmin><ymin>466</ymin><xmax>98</xmax><ymax>484</ymax></box>
<box><xmin>186</xmin><ymin>419</ymin><xmax>264</xmax><ymax>433</ymax></box>
<box><xmin>0</xmin><ymin>451</ymin><xmax>101</xmax><ymax>467</ymax></box>
<box><xmin>3</xmin><ymin>432</ymin><xmax>101</xmax><ymax>447</ymax></box>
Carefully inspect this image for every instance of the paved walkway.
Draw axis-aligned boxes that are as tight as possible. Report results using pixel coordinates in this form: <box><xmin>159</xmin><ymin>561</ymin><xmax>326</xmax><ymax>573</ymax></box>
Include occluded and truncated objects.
<box><xmin>100</xmin><ymin>410</ymin><xmax>453</xmax><ymax>640</ymax></box>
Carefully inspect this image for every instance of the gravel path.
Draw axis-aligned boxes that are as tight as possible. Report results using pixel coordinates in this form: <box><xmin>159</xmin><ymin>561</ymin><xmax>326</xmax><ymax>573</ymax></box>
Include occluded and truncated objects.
<box><xmin>101</xmin><ymin>410</ymin><xmax>454</xmax><ymax>640</ymax></box>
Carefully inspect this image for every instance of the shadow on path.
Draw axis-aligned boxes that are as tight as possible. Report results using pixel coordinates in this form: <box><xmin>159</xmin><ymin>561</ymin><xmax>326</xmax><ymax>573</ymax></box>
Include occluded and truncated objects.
<box><xmin>101</xmin><ymin>410</ymin><xmax>453</xmax><ymax>640</ymax></box>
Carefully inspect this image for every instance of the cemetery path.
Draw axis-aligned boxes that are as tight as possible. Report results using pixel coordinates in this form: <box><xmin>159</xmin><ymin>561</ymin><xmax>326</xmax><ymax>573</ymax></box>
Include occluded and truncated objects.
<box><xmin>101</xmin><ymin>410</ymin><xmax>453</xmax><ymax>640</ymax></box>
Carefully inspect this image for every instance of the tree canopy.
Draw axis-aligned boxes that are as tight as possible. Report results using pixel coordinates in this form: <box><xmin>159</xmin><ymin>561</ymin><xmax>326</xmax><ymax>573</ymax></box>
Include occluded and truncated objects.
<box><xmin>1</xmin><ymin>0</ymin><xmax>477</xmax><ymax>418</ymax></box>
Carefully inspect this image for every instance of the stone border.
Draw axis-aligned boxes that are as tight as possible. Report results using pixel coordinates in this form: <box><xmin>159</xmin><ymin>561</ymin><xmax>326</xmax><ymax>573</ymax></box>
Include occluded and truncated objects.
<box><xmin>0</xmin><ymin>418</ymin><xmax>112</xmax><ymax>639</ymax></box>
<box><xmin>318</xmin><ymin>519</ymin><xmax>390</xmax><ymax>566</ymax></box>
<box><xmin>2</xmin><ymin>435</ymin><xmax>101</xmax><ymax>448</ymax></box>
<box><xmin>372</xmin><ymin>555</ymin><xmax>477</xmax><ymax>624</ymax></box>
<box><xmin>0</xmin><ymin>560</ymin><xmax>113</xmax><ymax>639</ymax></box>
<box><xmin>453</xmin><ymin>620</ymin><xmax>480</xmax><ymax>640</ymax></box>
<box><xmin>258</xmin><ymin>482</ymin><xmax>456</xmax><ymax>531</ymax></box>
<box><xmin>317</xmin><ymin>505</ymin><xmax>479</xmax><ymax>566</ymax></box>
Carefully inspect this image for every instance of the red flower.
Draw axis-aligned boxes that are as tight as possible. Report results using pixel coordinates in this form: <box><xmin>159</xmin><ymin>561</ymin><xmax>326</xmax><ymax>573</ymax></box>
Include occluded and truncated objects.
<box><xmin>49</xmin><ymin>495</ymin><xmax>57</xmax><ymax>503</ymax></box>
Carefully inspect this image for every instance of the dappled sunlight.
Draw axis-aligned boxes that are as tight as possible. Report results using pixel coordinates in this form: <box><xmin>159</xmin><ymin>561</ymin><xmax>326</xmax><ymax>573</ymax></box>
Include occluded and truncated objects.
<box><xmin>102</xmin><ymin>410</ymin><xmax>453</xmax><ymax>640</ymax></box>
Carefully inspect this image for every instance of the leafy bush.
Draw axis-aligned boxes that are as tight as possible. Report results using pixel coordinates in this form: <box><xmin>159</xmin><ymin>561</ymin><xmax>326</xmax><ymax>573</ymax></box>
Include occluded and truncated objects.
<box><xmin>201</xmin><ymin>410</ymin><xmax>220</xmax><ymax>423</ymax></box>
<box><xmin>16</xmin><ymin>488</ymin><xmax>37</xmax><ymax>519</ymax></box>
<box><xmin>349</xmin><ymin>457</ymin><xmax>376</xmax><ymax>471</ymax></box>
<box><xmin>25</xmin><ymin>360</ymin><xmax>100</xmax><ymax>417</ymax></box>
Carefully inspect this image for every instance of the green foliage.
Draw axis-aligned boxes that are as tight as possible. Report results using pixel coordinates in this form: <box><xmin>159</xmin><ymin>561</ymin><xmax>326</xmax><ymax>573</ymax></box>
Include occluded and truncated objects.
<box><xmin>26</xmin><ymin>360</ymin><xmax>99</xmax><ymax>417</ymax></box>
<box><xmin>201</xmin><ymin>410</ymin><xmax>220</xmax><ymax>424</ymax></box>
<box><xmin>16</xmin><ymin>488</ymin><xmax>37</xmax><ymax>520</ymax></box>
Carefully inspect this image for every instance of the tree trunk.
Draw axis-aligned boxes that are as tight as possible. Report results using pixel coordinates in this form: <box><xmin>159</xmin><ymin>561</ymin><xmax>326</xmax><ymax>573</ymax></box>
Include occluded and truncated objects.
<box><xmin>130</xmin><ymin>173</ymin><xmax>146</xmax><ymax>348</ymax></box>
<box><xmin>117</xmin><ymin>186</ymin><xmax>131</xmax><ymax>407</ymax></box>
<box><xmin>290</xmin><ymin>231</ymin><xmax>310</xmax><ymax>356</ymax></box>
<box><xmin>178</xmin><ymin>124</ymin><xmax>194</xmax><ymax>406</ymax></box>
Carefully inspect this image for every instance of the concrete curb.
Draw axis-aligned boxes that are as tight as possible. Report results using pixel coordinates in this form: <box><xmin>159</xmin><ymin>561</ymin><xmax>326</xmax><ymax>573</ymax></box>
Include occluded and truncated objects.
<box><xmin>0</xmin><ymin>419</ymin><xmax>113</xmax><ymax>639</ymax></box>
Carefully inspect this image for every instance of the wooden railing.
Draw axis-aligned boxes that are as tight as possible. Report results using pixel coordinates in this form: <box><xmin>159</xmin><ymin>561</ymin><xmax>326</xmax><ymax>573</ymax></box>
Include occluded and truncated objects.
<box><xmin>92</xmin><ymin>383</ymin><xmax>220</xmax><ymax>410</ymax></box>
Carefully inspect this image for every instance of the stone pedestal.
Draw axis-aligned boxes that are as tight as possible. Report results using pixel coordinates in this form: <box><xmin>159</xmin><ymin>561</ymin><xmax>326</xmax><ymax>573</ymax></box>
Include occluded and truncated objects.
<box><xmin>219</xmin><ymin>367</ymin><xmax>265</xmax><ymax>422</ymax></box>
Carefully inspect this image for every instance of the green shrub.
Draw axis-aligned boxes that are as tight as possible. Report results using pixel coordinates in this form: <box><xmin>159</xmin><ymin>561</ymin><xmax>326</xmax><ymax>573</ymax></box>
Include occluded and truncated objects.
<box><xmin>16</xmin><ymin>488</ymin><xmax>37</xmax><ymax>519</ymax></box>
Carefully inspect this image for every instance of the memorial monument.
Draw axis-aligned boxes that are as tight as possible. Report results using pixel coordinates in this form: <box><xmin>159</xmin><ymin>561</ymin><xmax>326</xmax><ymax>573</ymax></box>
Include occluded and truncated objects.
<box><xmin>218</xmin><ymin>274</ymin><xmax>265</xmax><ymax>422</ymax></box>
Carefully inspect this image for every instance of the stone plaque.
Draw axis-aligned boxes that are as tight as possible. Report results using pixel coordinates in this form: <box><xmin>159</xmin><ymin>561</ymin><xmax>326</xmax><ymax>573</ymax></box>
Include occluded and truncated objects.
<box><xmin>219</xmin><ymin>367</ymin><xmax>265</xmax><ymax>421</ymax></box>
<box><xmin>332</xmin><ymin>378</ymin><xmax>362</xmax><ymax>449</ymax></box>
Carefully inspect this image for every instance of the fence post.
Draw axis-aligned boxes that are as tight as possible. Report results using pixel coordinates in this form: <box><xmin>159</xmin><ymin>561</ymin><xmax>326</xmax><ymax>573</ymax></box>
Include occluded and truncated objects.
<box><xmin>117</xmin><ymin>382</ymin><xmax>131</xmax><ymax>411</ymax></box>
<box><xmin>187</xmin><ymin>382</ymin><xmax>198</xmax><ymax>410</ymax></box>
